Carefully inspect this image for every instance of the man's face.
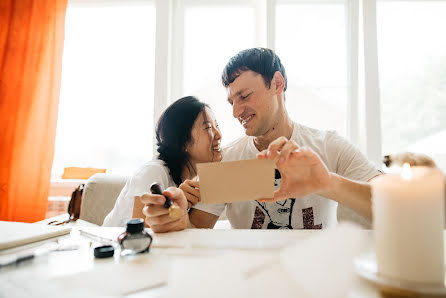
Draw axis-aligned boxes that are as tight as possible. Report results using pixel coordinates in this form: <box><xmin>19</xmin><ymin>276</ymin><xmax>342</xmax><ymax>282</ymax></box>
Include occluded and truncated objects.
<box><xmin>227</xmin><ymin>70</ymin><xmax>278</xmax><ymax>137</ymax></box>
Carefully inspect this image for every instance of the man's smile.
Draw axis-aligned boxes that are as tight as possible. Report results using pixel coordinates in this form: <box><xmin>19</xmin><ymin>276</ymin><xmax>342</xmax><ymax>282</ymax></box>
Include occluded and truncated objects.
<box><xmin>239</xmin><ymin>114</ymin><xmax>255</xmax><ymax>127</ymax></box>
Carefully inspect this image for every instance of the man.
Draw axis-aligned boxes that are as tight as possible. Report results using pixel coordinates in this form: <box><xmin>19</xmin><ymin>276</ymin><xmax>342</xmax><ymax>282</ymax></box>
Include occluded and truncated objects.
<box><xmin>141</xmin><ymin>48</ymin><xmax>381</xmax><ymax>232</ymax></box>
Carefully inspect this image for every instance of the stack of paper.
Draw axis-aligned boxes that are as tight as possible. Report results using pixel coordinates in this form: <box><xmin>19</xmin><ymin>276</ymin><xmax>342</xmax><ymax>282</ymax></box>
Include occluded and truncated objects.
<box><xmin>0</xmin><ymin>221</ymin><xmax>71</xmax><ymax>251</ymax></box>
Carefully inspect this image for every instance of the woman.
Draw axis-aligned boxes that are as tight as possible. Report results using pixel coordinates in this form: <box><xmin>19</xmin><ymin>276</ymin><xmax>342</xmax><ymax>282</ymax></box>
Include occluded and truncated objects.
<box><xmin>103</xmin><ymin>96</ymin><xmax>222</xmax><ymax>227</ymax></box>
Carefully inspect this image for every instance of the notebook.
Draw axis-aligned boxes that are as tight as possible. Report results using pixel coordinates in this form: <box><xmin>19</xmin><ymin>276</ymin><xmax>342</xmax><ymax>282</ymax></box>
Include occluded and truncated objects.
<box><xmin>0</xmin><ymin>221</ymin><xmax>71</xmax><ymax>251</ymax></box>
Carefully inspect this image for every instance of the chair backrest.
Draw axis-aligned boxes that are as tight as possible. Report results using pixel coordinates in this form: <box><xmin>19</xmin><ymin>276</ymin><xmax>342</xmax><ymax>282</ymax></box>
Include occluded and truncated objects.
<box><xmin>79</xmin><ymin>173</ymin><xmax>128</xmax><ymax>225</ymax></box>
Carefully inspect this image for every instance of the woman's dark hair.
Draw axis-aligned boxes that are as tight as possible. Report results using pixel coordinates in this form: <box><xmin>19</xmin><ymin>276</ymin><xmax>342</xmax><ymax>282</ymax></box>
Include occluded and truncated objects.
<box><xmin>221</xmin><ymin>47</ymin><xmax>287</xmax><ymax>91</ymax></box>
<box><xmin>156</xmin><ymin>96</ymin><xmax>208</xmax><ymax>186</ymax></box>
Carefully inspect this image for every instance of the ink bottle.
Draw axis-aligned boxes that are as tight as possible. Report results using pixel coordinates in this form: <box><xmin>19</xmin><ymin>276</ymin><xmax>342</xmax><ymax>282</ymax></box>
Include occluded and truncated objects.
<box><xmin>118</xmin><ymin>218</ymin><xmax>152</xmax><ymax>255</ymax></box>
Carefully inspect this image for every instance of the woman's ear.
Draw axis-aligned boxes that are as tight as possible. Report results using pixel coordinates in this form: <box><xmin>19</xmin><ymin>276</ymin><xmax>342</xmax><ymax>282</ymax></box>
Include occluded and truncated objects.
<box><xmin>184</xmin><ymin>140</ymin><xmax>192</xmax><ymax>153</ymax></box>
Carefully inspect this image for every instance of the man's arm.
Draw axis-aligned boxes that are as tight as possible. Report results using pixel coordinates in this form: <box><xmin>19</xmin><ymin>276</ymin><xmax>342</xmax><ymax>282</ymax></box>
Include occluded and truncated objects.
<box><xmin>188</xmin><ymin>209</ymin><xmax>219</xmax><ymax>228</ymax></box>
<box><xmin>317</xmin><ymin>173</ymin><xmax>374</xmax><ymax>220</ymax></box>
<box><xmin>257</xmin><ymin>137</ymin><xmax>377</xmax><ymax>220</ymax></box>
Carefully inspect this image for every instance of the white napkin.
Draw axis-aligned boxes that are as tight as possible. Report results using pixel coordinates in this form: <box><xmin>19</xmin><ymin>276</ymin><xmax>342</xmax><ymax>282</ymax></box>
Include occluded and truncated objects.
<box><xmin>279</xmin><ymin>223</ymin><xmax>364</xmax><ymax>298</ymax></box>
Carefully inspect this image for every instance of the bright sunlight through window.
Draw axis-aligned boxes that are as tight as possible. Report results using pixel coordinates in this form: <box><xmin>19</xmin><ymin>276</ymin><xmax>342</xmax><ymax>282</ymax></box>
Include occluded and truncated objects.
<box><xmin>53</xmin><ymin>3</ymin><xmax>156</xmax><ymax>177</ymax></box>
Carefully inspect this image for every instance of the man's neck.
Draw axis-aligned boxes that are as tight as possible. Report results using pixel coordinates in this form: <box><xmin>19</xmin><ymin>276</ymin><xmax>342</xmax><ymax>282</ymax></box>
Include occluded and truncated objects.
<box><xmin>253</xmin><ymin>113</ymin><xmax>294</xmax><ymax>152</ymax></box>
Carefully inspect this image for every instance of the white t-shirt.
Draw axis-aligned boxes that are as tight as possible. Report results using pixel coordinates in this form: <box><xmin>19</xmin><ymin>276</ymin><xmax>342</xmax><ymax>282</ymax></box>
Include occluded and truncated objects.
<box><xmin>102</xmin><ymin>159</ymin><xmax>175</xmax><ymax>227</ymax></box>
<box><xmin>192</xmin><ymin>122</ymin><xmax>381</xmax><ymax>229</ymax></box>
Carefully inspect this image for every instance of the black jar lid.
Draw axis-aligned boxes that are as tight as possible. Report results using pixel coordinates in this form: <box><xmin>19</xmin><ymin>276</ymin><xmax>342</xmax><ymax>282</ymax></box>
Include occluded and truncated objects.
<box><xmin>126</xmin><ymin>218</ymin><xmax>144</xmax><ymax>233</ymax></box>
<box><xmin>94</xmin><ymin>245</ymin><xmax>115</xmax><ymax>258</ymax></box>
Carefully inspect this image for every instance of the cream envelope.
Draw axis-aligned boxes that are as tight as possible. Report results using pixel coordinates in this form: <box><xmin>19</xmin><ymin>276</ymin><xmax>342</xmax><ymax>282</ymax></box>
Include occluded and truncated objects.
<box><xmin>197</xmin><ymin>159</ymin><xmax>275</xmax><ymax>204</ymax></box>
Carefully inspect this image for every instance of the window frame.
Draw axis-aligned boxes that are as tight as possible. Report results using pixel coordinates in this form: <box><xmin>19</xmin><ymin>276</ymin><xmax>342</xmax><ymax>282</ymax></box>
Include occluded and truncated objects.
<box><xmin>52</xmin><ymin>0</ymin><xmax>157</xmax><ymax>195</ymax></box>
<box><xmin>370</xmin><ymin>0</ymin><xmax>446</xmax><ymax>168</ymax></box>
<box><xmin>169</xmin><ymin>0</ymin><xmax>358</xmax><ymax>145</ymax></box>
<box><xmin>61</xmin><ymin>0</ymin><xmax>423</xmax><ymax>181</ymax></box>
<box><xmin>275</xmin><ymin>0</ymin><xmax>358</xmax><ymax>144</ymax></box>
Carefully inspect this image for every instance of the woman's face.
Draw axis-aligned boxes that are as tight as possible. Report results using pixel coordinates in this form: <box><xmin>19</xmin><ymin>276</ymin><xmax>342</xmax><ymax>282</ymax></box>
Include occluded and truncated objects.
<box><xmin>186</xmin><ymin>107</ymin><xmax>223</xmax><ymax>164</ymax></box>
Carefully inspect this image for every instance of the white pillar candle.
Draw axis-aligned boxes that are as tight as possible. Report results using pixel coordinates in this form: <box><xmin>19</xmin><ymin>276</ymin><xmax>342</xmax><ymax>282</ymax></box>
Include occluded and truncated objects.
<box><xmin>372</xmin><ymin>164</ymin><xmax>445</xmax><ymax>284</ymax></box>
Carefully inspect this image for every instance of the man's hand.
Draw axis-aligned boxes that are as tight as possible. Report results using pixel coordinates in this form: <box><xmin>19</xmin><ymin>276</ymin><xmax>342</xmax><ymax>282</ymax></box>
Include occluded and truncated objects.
<box><xmin>257</xmin><ymin>137</ymin><xmax>332</xmax><ymax>202</ymax></box>
<box><xmin>179</xmin><ymin>178</ymin><xmax>200</xmax><ymax>208</ymax></box>
<box><xmin>137</xmin><ymin>187</ymin><xmax>188</xmax><ymax>233</ymax></box>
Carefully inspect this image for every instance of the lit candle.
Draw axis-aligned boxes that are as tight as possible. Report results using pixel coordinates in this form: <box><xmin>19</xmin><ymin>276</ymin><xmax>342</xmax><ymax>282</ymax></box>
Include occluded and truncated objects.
<box><xmin>372</xmin><ymin>164</ymin><xmax>445</xmax><ymax>284</ymax></box>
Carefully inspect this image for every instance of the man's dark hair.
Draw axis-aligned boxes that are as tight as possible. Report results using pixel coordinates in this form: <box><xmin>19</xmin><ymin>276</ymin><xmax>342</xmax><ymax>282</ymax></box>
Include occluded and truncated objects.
<box><xmin>221</xmin><ymin>48</ymin><xmax>287</xmax><ymax>91</ymax></box>
<box><xmin>156</xmin><ymin>96</ymin><xmax>208</xmax><ymax>186</ymax></box>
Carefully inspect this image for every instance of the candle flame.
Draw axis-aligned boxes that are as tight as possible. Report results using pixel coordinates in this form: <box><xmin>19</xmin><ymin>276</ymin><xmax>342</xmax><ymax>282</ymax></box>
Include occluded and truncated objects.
<box><xmin>401</xmin><ymin>163</ymin><xmax>412</xmax><ymax>180</ymax></box>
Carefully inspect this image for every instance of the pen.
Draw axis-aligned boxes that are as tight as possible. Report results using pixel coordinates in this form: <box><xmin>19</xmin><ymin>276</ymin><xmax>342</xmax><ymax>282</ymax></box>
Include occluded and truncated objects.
<box><xmin>78</xmin><ymin>229</ymin><xmax>115</xmax><ymax>245</ymax></box>
<box><xmin>0</xmin><ymin>254</ymin><xmax>35</xmax><ymax>267</ymax></box>
<box><xmin>0</xmin><ymin>241</ymin><xmax>80</xmax><ymax>268</ymax></box>
<box><xmin>0</xmin><ymin>247</ymin><xmax>48</xmax><ymax>268</ymax></box>
<box><xmin>150</xmin><ymin>183</ymin><xmax>182</xmax><ymax>219</ymax></box>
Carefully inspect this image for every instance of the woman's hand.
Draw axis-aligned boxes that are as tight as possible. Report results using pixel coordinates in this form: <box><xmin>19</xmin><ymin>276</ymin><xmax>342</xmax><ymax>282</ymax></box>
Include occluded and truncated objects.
<box><xmin>137</xmin><ymin>187</ymin><xmax>188</xmax><ymax>233</ymax></box>
<box><xmin>179</xmin><ymin>177</ymin><xmax>200</xmax><ymax>208</ymax></box>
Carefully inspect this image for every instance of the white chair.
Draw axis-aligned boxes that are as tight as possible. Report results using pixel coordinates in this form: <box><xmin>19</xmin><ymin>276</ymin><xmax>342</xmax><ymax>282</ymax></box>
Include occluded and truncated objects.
<box><xmin>79</xmin><ymin>173</ymin><xmax>128</xmax><ymax>226</ymax></box>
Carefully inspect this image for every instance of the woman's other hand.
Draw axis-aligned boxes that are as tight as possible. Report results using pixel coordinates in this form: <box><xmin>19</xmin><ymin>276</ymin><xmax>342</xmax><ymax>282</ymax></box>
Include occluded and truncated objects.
<box><xmin>179</xmin><ymin>177</ymin><xmax>200</xmax><ymax>208</ymax></box>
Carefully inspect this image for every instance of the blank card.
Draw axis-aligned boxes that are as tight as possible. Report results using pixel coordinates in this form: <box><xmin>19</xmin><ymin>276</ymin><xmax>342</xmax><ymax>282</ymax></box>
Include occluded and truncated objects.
<box><xmin>197</xmin><ymin>159</ymin><xmax>275</xmax><ymax>204</ymax></box>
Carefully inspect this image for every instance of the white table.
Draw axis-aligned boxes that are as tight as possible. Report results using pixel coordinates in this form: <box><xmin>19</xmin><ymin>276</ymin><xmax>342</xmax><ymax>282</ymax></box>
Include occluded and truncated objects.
<box><xmin>0</xmin><ymin>226</ymin><xmax>426</xmax><ymax>298</ymax></box>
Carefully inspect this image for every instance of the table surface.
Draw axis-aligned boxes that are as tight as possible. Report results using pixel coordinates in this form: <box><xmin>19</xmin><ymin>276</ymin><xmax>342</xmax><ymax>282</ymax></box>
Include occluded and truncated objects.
<box><xmin>0</xmin><ymin>222</ymin><xmax>442</xmax><ymax>298</ymax></box>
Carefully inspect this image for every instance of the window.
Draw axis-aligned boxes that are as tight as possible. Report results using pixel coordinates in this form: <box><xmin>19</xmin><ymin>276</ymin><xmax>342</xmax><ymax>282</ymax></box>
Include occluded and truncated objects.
<box><xmin>54</xmin><ymin>0</ymin><xmax>444</xmax><ymax>178</ymax></box>
<box><xmin>377</xmin><ymin>1</ymin><xmax>446</xmax><ymax>170</ymax></box>
<box><xmin>181</xmin><ymin>4</ymin><xmax>255</xmax><ymax>145</ymax></box>
<box><xmin>276</xmin><ymin>2</ymin><xmax>349</xmax><ymax>136</ymax></box>
<box><xmin>53</xmin><ymin>2</ymin><xmax>156</xmax><ymax>176</ymax></box>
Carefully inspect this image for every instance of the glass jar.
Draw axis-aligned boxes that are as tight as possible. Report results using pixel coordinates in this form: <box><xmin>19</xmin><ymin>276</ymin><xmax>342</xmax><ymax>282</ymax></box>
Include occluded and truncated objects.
<box><xmin>118</xmin><ymin>218</ymin><xmax>152</xmax><ymax>256</ymax></box>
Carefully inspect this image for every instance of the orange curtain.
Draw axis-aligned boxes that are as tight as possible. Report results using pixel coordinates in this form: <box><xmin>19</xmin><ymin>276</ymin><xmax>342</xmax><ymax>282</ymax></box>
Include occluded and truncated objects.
<box><xmin>0</xmin><ymin>0</ymin><xmax>68</xmax><ymax>222</ymax></box>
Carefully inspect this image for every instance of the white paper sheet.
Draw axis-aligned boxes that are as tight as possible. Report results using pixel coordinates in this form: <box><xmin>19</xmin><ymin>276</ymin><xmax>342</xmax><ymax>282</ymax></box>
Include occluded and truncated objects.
<box><xmin>163</xmin><ymin>223</ymin><xmax>364</xmax><ymax>298</ymax></box>
<box><xmin>0</xmin><ymin>271</ymin><xmax>91</xmax><ymax>298</ymax></box>
<box><xmin>52</xmin><ymin>255</ymin><xmax>167</xmax><ymax>296</ymax></box>
<box><xmin>164</xmin><ymin>251</ymin><xmax>305</xmax><ymax>298</ymax></box>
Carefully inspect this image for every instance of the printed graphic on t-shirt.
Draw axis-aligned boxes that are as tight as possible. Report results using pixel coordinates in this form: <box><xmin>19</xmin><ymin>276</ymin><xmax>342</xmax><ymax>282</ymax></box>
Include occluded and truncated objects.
<box><xmin>250</xmin><ymin>169</ymin><xmax>323</xmax><ymax>230</ymax></box>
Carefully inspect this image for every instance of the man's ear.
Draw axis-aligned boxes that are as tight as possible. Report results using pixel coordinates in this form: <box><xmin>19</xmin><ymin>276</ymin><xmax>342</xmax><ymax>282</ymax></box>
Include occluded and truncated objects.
<box><xmin>272</xmin><ymin>71</ymin><xmax>285</xmax><ymax>94</ymax></box>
